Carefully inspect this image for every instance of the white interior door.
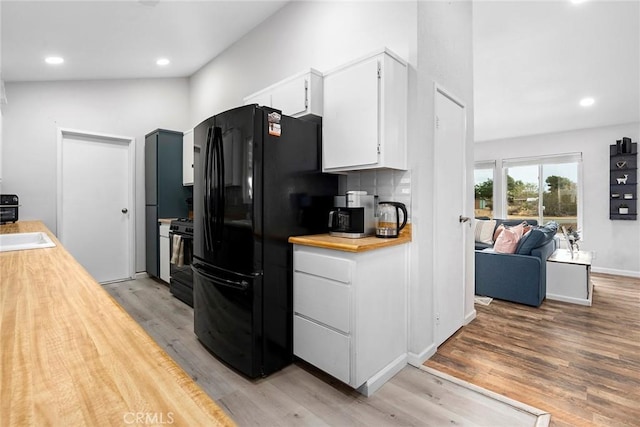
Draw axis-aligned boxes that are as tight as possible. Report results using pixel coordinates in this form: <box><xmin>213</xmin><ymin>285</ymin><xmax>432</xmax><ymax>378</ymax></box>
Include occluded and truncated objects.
<box><xmin>58</xmin><ymin>129</ymin><xmax>135</xmax><ymax>283</ymax></box>
<box><xmin>434</xmin><ymin>85</ymin><xmax>466</xmax><ymax>347</ymax></box>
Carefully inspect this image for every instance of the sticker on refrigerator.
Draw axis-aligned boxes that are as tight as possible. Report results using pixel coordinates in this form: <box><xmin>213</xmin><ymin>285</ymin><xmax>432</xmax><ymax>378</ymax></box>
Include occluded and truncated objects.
<box><xmin>268</xmin><ymin>112</ymin><xmax>281</xmax><ymax>137</ymax></box>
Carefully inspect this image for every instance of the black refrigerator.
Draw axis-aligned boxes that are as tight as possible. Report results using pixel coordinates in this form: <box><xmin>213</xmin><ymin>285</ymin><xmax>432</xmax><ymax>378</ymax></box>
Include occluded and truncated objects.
<box><xmin>192</xmin><ymin>105</ymin><xmax>338</xmax><ymax>378</ymax></box>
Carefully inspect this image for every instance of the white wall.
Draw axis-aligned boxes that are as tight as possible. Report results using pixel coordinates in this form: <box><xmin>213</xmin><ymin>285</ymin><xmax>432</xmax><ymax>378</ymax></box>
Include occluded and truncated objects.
<box><xmin>409</xmin><ymin>0</ymin><xmax>474</xmax><ymax>362</ymax></box>
<box><xmin>2</xmin><ymin>78</ymin><xmax>189</xmax><ymax>271</ymax></box>
<box><xmin>475</xmin><ymin>122</ymin><xmax>640</xmax><ymax>277</ymax></box>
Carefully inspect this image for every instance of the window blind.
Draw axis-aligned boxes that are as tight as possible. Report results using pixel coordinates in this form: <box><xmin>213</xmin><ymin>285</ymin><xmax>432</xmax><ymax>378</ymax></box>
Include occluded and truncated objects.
<box><xmin>502</xmin><ymin>153</ymin><xmax>582</xmax><ymax>168</ymax></box>
<box><xmin>475</xmin><ymin>160</ymin><xmax>496</xmax><ymax>169</ymax></box>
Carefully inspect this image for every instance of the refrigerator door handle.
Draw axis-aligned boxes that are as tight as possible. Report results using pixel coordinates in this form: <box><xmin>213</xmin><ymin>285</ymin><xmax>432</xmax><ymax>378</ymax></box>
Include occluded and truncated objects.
<box><xmin>213</xmin><ymin>127</ymin><xmax>225</xmax><ymax>244</ymax></box>
<box><xmin>192</xmin><ymin>264</ymin><xmax>249</xmax><ymax>291</ymax></box>
<box><xmin>210</xmin><ymin>126</ymin><xmax>218</xmax><ymax>244</ymax></box>
<box><xmin>203</xmin><ymin>126</ymin><xmax>213</xmax><ymax>251</ymax></box>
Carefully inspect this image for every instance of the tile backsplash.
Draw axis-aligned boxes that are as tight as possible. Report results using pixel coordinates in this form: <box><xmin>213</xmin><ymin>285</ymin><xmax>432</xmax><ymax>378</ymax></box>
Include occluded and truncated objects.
<box><xmin>338</xmin><ymin>169</ymin><xmax>412</xmax><ymax>220</ymax></box>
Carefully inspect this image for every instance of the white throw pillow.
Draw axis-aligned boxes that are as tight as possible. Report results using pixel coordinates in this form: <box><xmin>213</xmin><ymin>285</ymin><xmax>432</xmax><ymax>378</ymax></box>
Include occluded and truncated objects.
<box><xmin>474</xmin><ymin>219</ymin><xmax>496</xmax><ymax>245</ymax></box>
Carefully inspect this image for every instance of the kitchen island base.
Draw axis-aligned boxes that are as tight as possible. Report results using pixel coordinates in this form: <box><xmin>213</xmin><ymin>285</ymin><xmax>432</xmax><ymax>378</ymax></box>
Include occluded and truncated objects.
<box><xmin>0</xmin><ymin>221</ymin><xmax>234</xmax><ymax>426</ymax></box>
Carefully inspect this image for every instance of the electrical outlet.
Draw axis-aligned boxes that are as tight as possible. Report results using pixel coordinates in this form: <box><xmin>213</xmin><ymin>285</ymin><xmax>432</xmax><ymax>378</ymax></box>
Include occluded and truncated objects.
<box><xmin>591</xmin><ymin>250</ymin><xmax>597</xmax><ymax>260</ymax></box>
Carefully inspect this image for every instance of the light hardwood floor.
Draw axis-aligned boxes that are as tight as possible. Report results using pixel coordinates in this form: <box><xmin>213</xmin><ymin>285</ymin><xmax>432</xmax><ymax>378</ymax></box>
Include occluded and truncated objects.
<box><xmin>105</xmin><ymin>277</ymin><xmax>544</xmax><ymax>426</ymax></box>
<box><xmin>425</xmin><ymin>273</ymin><xmax>640</xmax><ymax>427</ymax></box>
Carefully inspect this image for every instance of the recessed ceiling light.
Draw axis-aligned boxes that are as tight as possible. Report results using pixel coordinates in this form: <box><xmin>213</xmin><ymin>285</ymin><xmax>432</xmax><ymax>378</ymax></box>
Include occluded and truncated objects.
<box><xmin>570</xmin><ymin>0</ymin><xmax>587</xmax><ymax>4</ymax></box>
<box><xmin>156</xmin><ymin>58</ymin><xmax>170</xmax><ymax>66</ymax></box>
<box><xmin>579</xmin><ymin>97</ymin><xmax>595</xmax><ymax>107</ymax></box>
<box><xmin>45</xmin><ymin>56</ymin><xmax>64</xmax><ymax>65</ymax></box>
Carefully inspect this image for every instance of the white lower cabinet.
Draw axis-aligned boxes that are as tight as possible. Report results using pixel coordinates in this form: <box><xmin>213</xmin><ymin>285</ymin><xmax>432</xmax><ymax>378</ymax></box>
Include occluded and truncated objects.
<box><xmin>294</xmin><ymin>315</ymin><xmax>351</xmax><ymax>384</ymax></box>
<box><xmin>159</xmin><ymin>223</ymin><xmax>170</xmax><ymax>283</ymax></box>
<box><xmin>292</xmin><ymin>244</ymin><xmax>408</xmax><ymax>395</ymax></box>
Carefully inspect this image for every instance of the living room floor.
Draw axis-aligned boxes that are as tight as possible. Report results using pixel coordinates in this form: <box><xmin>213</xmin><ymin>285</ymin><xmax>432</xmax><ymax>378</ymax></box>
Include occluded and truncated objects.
<box><xmin>425</xmin><ymin>273</ymin><xmax>640</xmax><ymax>427</ymax></box>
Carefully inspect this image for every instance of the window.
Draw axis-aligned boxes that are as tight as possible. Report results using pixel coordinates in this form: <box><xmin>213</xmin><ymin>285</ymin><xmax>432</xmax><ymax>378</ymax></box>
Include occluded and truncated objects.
<box><xmin>542</xmin><ymin>163</ymin><xmax>579</xmax><ymax>230</ymax></box>
<box><xmin>474</xmin><ymin>163</ymin><xmax>495</xmax><ymax>218</ymax></box>
<box><xmin>503</xmin><ymin>154</ymin><xmax>581</xmax><ymax>233</ymax></box>
<box><xmin>505</xmin><ymin>164</ymin><xmax>539</xmax><ymax>219</ymax></box>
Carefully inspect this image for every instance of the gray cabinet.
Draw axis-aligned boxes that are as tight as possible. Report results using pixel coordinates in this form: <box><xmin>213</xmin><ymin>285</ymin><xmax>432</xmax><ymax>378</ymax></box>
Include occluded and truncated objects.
<box><xmin>145</xmin><ymin>129</ymin><xmax>190</xmax><ymax>278</ymax></box>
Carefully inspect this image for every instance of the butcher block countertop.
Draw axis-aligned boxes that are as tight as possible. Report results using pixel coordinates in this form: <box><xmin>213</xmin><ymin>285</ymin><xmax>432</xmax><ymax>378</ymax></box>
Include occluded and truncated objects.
<box><xmin>289</xmin><ymin>224</ymin><xmax>411</xmax><ymax>252</ymax></box>
<box><xmin>0</xmin><ymin>221</ymin><xmax>235</xmax><ymax>427</ymax></box>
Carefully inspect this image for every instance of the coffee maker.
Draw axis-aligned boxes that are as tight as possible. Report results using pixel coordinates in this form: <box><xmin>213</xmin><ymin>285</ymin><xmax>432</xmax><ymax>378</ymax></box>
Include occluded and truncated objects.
<box><xmin>328</xmin><ymin>191</ymin><xmax>376</xmax><ymax>238</ymax></box>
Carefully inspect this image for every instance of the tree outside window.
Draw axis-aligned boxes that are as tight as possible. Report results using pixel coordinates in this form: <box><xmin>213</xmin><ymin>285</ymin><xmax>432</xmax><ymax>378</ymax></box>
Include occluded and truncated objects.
<box><xmin>506</xmin><ymin>165</ymin><xmax>539</xmax><ymax>218</ymax></box>
<box><xmin>474</xmin><ymin>168</ymin><xmax>493</xmax><ymax>218</ymax></box>
<box><xmin>542</xmin><ymin>164</ymin><xmax>578</xmax><ymax>230</ymax></box>
<box><xmin>505</xmin><ymin>162</ymin><xmax>578</xmax><ymax>231</ymax></box>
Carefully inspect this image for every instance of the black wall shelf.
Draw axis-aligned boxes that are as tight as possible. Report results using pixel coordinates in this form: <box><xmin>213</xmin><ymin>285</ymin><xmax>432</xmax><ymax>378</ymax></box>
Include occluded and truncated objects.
<box><xmin>610</xmin><ymin>139</ymin><xmax>637</xmax><ymax>221</ymax></box>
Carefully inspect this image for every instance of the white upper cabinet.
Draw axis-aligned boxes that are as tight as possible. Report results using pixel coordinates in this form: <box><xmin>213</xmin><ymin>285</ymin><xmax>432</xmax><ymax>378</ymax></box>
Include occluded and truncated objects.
<box><xmin>243</xmin><ymin>69</ymin><xmax>323</xmax><ymax>118</ymax></box>
<box><xmin>322</xmin><ymin>49</ymin><xmax>407</xmax><ymax>173</ymax></box>
<box><xmin>183</xmin><ymin>129</ymin><xmax>194</xmax><ymax>186</ymax></box>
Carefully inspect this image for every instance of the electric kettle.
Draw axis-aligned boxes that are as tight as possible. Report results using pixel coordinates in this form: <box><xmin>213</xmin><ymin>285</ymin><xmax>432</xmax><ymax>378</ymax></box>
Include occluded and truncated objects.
<box><xmin>376</xmin><ymin>201</ymin><xmax>407</xmax><ymax>238</ymax></box>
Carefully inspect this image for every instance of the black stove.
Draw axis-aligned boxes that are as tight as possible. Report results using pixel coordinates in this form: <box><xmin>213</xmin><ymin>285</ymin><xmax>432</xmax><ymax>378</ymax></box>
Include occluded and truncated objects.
<box><xmin>170</xmin><ymin>217</ymin><xmax>194</xmax><ymax>234</ymax></box>
<box><xmin>169</xmin><ymin>218</ymin><xmax>194</xmax><ymax>307</ymax></box>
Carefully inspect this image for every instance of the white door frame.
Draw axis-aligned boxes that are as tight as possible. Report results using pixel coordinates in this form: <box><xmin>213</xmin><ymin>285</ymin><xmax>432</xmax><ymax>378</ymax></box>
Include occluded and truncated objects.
<box><xmin>56</xmin><ymin>127</ymin><xmax>136</xmax><ymax>281</ymax></box>
<box><xmin>432</xmin><ymin>82</ymin><xmax>469</xmax><ymax>346</ymax></box>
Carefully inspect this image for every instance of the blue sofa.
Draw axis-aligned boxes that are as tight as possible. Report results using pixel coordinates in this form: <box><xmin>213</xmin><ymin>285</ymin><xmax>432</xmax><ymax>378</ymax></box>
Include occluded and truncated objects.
<box><xmin>475</xmin><ymin>219</ymin><xmax>558</xmax><ymax>307</ymax></box>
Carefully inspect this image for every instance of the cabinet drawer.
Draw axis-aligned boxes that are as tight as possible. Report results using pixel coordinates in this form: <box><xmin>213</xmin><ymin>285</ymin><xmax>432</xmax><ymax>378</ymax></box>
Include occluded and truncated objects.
<box><xmin>294</xmin><ymin>272</ymin><xmax>350</xmax><ymax>333</ymax></box>
<box><xmin>294</xmin><ymin>315</ymin><xmax>350</xmax><ymax>384</ymax></box>
<box><xmin>294</xmin><ymin>250</ymin><xmax>352</xmax><ymax>283</ymax></box>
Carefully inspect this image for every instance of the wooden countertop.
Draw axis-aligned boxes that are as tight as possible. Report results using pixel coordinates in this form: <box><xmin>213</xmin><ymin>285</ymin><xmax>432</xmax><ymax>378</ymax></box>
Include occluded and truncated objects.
<box><xmin>288</xmin><ymin>224</ymin><xmax>412</xmax><ymax>253</ymax></box>
<box><xmin>0</xmin><ymin>221</ymin><xmax>235</xmax><ymax>427</ymax></box>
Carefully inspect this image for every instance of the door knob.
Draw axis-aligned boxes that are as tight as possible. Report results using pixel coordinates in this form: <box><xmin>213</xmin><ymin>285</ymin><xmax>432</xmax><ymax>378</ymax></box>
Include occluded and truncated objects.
<box><xmin>459</xmin><ymin>215</ymin><xmax>471</xmax><ymax>223</ymax></box>
<box><xmin>122</xmin><ymin>208</ymin><xmax>128</xmax><ymax>214</ymax></box>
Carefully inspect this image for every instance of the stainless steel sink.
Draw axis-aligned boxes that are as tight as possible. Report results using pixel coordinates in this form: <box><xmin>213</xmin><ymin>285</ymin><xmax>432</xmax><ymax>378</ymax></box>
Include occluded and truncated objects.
<box><xmin>0</xmin><ymin>232</ymin><xmax>56</xmax><ymax>252</ymax></box>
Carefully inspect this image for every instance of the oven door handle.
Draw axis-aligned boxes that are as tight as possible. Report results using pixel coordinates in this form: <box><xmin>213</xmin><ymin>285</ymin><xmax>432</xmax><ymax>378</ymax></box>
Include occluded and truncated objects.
<box><xmin>169</xmin><ymin>231</ymin><xmax>193</xmax><ymax>239</ymax></box>
<box><xmin>192</xmin><ymin>264</ymin><xmax>249</xmax><ymax>291</ymax></box>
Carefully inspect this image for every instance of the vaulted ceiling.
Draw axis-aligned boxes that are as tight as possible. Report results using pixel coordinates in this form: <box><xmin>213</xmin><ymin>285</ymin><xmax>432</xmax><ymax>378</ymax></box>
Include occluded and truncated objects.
<box><xmin>2</xmin><ymin>1</ymin><xmax>638</xmax><ymax>142</ymax></box>
<box><xmin>1</xmin><ymin>1</ymin><xmax>288</xmax><ymax>81</ymax></box>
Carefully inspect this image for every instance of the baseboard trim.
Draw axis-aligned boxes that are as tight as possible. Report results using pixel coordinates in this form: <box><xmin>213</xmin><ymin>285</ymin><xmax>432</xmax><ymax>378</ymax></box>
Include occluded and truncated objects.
<box><xmin>591</xmin><ymin>267</ymin><xmax>640</xmax><ymax>278</ymax></box>
<box><xmin>407</xmin><ymin>343</ymin><xmax>437</xmax><ymax>367</ymax></box>
<box><xmin>135</xmin><ymin>272</ymin><xmax>150</xmax><ymax>279</ymax></box>
<box><xmin>419</xmin><ymin>366</ymin><xmax>551</xmax><ymax>426</ymax></box>
<box><xmin>546</xmin><ymin>293</ymin><xmax>592</xmax><ymax>306</ymax></box>
<box><xmin>357</xmin><ymin>353</ymin><xmax>407</xmax><ymax>397</ymax></box>
<box><xmin>464</xmin><ymin>308</ymin><xmax>477</xmax><ymax>325</ymax></box>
